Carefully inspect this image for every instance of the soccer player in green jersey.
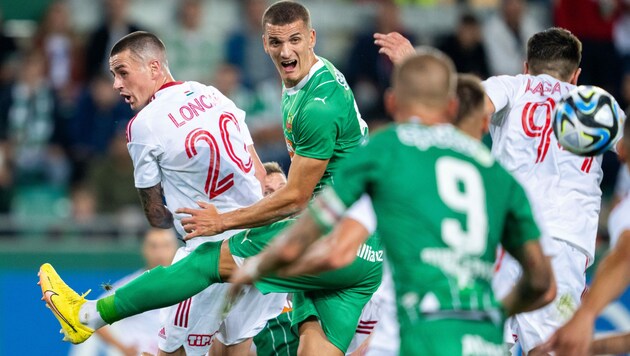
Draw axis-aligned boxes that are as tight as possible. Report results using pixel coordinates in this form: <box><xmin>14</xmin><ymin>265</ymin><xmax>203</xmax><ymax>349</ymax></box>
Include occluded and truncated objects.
<box><xmin>230</xmin><ymin>51</ymin><xmax>555</xmax><ymax>355</ymax></box>
<box><xmin>176</xmin><ymin>0</ymin><xmax>368</xmax><ymax>238</ymax></box>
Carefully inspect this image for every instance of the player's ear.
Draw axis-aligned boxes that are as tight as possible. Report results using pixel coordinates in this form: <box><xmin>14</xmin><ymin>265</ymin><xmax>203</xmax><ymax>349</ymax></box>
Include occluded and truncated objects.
<box><xmin>523</xmin><ymin>61</ymin><xmax>529</xmax><ymax>75</ymax></box>
<box><xmin>384</xmin><ymin>87</ymin><xmax>396</xmax><ymax>117</ymax></box>
<box><xmin>618</xmin><ymin>140</ymin><xmax>627</xmax><ymax>163</ymax></box>
<box><xmin>309</xmin><ymin>28</ymin><xmax>316</xmax><ymax>49</ymax></box>
<box><xmin>262</xmin><ymin>34</ymin><xmax>269</xmax><ymax>54</ymax></box>
<box><xmin>149</xmin><ymin>60</ymin><xmax>160</xmax><ymax>78</ymax></box>
<box><xmin>569</xmin><ymin>68</ymin><xmax>581</xmax><ymax>86</ymax></box>
<box><xmin>446</xmin><ymin>95</ymin><xmax>459</xmax><ymax>122</ymax></box>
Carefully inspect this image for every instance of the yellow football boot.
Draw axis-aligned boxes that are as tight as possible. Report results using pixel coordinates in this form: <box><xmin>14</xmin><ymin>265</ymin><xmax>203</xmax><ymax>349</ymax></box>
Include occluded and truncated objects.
<box><xmin>38</xmin><ymin>263</ymin><xmax>94</xmax><ymax>344</ymax></box>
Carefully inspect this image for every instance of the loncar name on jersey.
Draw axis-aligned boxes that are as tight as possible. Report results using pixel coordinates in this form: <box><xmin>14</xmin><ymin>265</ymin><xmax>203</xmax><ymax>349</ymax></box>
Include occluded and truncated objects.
<box><xmin>396</xmin><ymin>124</ymin><xmax>494</xmax><ymax>167</ymax></box>
<box><xmin>166</xmin><ymin>91</ymin><xmax>222</xmax><ymax>129</ymax></box>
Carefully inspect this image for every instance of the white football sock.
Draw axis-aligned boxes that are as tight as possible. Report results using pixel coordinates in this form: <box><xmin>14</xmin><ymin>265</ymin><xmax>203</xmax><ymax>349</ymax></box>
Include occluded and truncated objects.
<box><xmin>79</xmin><ymin>300</ymin><xmax>106</xmax><ymax>330</ymax></box>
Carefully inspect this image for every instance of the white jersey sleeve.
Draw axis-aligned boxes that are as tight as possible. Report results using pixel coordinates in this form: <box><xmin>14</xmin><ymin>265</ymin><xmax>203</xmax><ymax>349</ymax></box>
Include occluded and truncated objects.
<box><xmin>609</xmin><ymin>194</ymin><xmax>630</xmax><ymax>247</ymax></box>
<box><xmin>483</xmin><ymin>75</ymin><xmax>522</xmax><ymax>124</ymax></box>
<box><xmin>344</xmin><ymin>194</ymin><xmax>376</xmax><ymax>234</ymax></box>
<box><xmin>127</xmin><ymin>117</ymin><xmax>164</xmax><ymax>189</ymax></box>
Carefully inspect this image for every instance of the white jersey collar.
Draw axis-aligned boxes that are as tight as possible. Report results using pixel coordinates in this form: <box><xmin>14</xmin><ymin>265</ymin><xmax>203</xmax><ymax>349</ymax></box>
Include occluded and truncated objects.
<box><xmin>284</xmin><ymin>58</ymin><xmax>324</xmax><ymax>96</ymax></box>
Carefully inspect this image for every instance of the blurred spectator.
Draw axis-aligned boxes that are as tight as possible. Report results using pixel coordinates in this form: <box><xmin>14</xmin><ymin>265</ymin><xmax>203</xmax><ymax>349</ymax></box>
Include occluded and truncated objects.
<box><xmin>345</xmin><ymin>0</ymin><xmax>416</xmax><ymax>122</ymax></box>
<box><xmin>69</xmin><ymin>228</ymin><xmax>179</xmax><ymax>356</ymax></box>
<box><xmin>84</xmin><ymin>130</ymin><xmax>139</xmax><ymax>215</ymax></box>
<box><xmin>66</xmin><ymin>73</ymin><xmax>133</xmax><ymax>183</ymax></box>
<box><xmin>0</xmin><ymin>9</ymin><xmax>18</xmax><ymax>86</ymax></box>
<box><xmin>211</xmin><ymin>62</ymin><xmax>288</xmax><ymax>168</ymax></box>
<box><xmin>436</xmin><ymin>12</ymin><xmax>490</xmax><ymax>78</ymax></box>
<box><xmin>554</xmin><ymin>0</ymin><xmax>623</xmax><ymax>98</ymax></box>
<box><xmin>84</xmin><ymin>0</ymin><xmax>143</xmax><ymax>81</ymax></box>
<box><xmin>0</xmin><ymin>50</ymin><xmax>69</xmax><ymax>189</ymax></box>
<box><xmin>225</xmin><ymin>0</ymin><xmax>277</xmax><ymax>90</ymax></box>
<box><xmin>161</xmin><ymin>0</ymin><xmax>220</xmax><ymax>83</ymax></box>
<box><xmin>32</xmin><ymin>0</ymin><xmax>84</xmax><ymax>98</ymax></box>
<box><xmin>482</xmin><ymin>0</ymin><xmax>542</xmax><ymax>75</ymax></box>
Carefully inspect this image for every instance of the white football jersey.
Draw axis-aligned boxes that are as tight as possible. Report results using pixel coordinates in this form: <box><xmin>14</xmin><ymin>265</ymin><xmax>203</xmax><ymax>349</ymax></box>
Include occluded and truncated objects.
<box><xmin>609</xmin><ymin>192</ymin><xmax>630</xmax><ymax>247</ymax></box>
<box><xmin>127</xmin><ymin>81</ymin><xmax>262</xmax><ymax>239</ymax></box>
<box><xmin>483</xmin><ymin>74</ymin><xmax>612</xmax><ymax>260</ymax></box>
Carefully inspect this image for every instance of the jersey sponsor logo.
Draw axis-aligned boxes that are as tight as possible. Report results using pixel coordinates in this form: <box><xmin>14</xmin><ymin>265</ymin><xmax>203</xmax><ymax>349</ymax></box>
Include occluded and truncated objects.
<box><xmin>187</xmin><ymin>333</ymin><xmax>215</xmax><ymax>347</ymax></box>
<box><xmin>313</xmin><ymin>96</ymin><xmax>327</xmax><ymax>104</ymax></box>
<box><xmin>356</xmin><ymin>243</ymin><xmax>383</xmax><ymax>262</ymax></box>
<box><xmin>525</xmin><ymin>78</ymin><xmax>563</xmax><ymax>96</ymax></box>
<box><xmin>167</xmin><ymin>94</ymin><xmax>219</xmax><ymax>128</ymax></box>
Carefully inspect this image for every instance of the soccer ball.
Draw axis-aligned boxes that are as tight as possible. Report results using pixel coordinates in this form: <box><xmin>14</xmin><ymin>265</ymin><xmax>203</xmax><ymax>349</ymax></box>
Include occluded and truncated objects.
<box><xmin>552</xmin><ymin>85</ymin><xmax>623</xmax><ymax>156</ymax></box>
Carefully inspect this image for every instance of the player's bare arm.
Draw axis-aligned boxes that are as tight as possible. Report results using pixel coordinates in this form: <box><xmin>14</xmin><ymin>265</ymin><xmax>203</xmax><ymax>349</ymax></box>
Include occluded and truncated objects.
<box><xmin>542</xmin><ymin>230</ymin><xmax>630</xmax><ymax>356</ymax></box>
<box><xmin>278</xmin><ymin>218</ymin><xmax>370</xmax><ymax>277</ymax></box>
<box><xmin>373</xmin><ymin>32</ymin><xmax>416</xmax><ymax>65</ymax></box>
<box><xmin>177</xmin><ymin>154</ymin><xmax>328</xmax><ymax>239</ymax></box>
<box><xmin>501</xmin><ymin>240</ymin><xmax>555</xmax><ymax>316</ymax></box>
<box><xmin>138</xmin><ymin>183</ymin><xmax>173</xmax><ymax>229</ymax></box>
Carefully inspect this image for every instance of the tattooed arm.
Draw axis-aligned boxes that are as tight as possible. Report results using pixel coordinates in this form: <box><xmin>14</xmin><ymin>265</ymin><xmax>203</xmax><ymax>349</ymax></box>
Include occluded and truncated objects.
<box><xmin>138</xmin><ymin>183</ymin><xmax>173</xmax><ymax>228</ymax></box>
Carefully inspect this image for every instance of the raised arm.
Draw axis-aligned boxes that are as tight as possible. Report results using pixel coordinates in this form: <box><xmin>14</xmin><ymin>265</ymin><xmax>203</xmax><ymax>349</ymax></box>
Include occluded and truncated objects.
<box><xmin>138</xmin><ymin>183</ymin><xmax>173</xmax><ymax>229</ymax></box>
<box><xmin>373</xmin><ymin>32</ymin><xmax>416</xmax><ymax>65</ymax></box>
<box><xmin>177</xmin><ymin>154</ymin><xmax>328</xmax><ymax>239</ymax></box>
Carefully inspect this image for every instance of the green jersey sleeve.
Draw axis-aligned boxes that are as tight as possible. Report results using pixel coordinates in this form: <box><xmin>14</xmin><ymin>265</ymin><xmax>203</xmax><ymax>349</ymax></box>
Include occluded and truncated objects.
<box><xmin>500</xmin><ymin>177</ymin><xmax>541</xmax><ymax>253</ymax></box>
<box><xmin>292</xmin><ymin>100</ymin><xmax>338</xmax><ymax>160</ymax></box>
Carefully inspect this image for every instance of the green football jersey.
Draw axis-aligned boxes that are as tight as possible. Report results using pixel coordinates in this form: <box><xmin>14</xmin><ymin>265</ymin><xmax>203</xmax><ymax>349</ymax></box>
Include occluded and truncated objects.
<box><xmin>323</xmin><ymin>123</ymin><xmax>540</xmax><ymax>335</ymax></box>
<box><xmin>282</xmin><ymin>57</ymin><xmax>368</xmax><ymax>193</ymax></box>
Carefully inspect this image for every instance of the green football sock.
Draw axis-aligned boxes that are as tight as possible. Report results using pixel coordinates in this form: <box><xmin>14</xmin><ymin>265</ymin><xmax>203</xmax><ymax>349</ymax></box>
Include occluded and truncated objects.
<box><xmin>96</xmin><ymin>240</ymin><xmax>223</xmax><ymax>324</ymax></box>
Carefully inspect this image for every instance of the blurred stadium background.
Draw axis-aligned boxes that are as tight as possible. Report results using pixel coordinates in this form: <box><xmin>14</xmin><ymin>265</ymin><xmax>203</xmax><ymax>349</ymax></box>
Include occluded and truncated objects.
<box><xmin>0</xmin><ymin>0</ymin><xmax>629</xmax><ymax>354</ymax></box>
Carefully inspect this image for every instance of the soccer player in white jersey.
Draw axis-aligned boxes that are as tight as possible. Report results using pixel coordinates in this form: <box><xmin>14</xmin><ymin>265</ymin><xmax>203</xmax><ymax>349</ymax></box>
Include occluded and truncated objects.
<box><xmin>108</xmin><ymin>31</ymin><xmax>286</xmax><ymax>356</ymax></box>
<box><xmin>540</xmin><ymin>118</ymin><xmax>630</xmax><ymax>356</ymax></box>
<box><xmin>373</xmin><ymin>29</ymin><xmax>605</xmax><ymax>353</ymax></box>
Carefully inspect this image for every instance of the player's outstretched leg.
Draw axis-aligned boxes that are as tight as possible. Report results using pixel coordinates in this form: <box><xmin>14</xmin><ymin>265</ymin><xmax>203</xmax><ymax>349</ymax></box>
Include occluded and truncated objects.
<box><xmin>38</xmin><ymin>263</ymin><xmax>95</xmax><ymax>344</ymax></box>
<box><xmin>39</xmin><ymin>240</ymin><xmax>225</xmax><ymax>344</ymax></box>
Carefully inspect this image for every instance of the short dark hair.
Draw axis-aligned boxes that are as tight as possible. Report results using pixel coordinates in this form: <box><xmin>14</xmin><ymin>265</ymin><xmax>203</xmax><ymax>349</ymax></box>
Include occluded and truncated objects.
<box><xmin>527</xmin><ymin>27</ymin><xmax>582</xmax><ymax>81</ymax></box>
<box><xmin>455</xmin><ymin>74</ymin><xmax>485</xmax><ymax>126</ymax></box>
<box><xmin>110</xmin><ymin>31</ymin><xmax>168</xmax><ymax>64</ymax></box>
<box><xmin>262</xmin><ymin>1</ymin><xmax>311</xmax><ymax>31</ymax></box>
<box><xmin>263</xmin><ymin>161</ymin><xmax>285</xmax><ymax>176</ymax></box>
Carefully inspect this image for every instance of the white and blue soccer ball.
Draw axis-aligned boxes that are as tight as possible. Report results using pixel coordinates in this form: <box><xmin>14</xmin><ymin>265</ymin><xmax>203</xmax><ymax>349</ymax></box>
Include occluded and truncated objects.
<box><xmin>553</xmin><ymin>85</ymin><xmax>623</xmax><ymax>156</ymax></box>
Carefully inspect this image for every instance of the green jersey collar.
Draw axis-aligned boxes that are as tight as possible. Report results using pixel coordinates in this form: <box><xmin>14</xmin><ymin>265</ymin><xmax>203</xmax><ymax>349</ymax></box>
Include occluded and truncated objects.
<box><xmin>284</xmin><ymin>57</ymin><xmax>325</xmax><ymax>96</ymax></box>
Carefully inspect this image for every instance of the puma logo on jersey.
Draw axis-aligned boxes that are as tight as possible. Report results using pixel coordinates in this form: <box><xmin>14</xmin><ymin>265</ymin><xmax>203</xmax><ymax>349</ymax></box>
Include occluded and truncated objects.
<box><xmin>241</xmin><ymin>230</ymin><xmax>252</xmax><ymax>244</ymax></box>
<box><xmin>314</xmin><ymin>96</ymin><xmax>327</xmax><ymax>104</ymax></box>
